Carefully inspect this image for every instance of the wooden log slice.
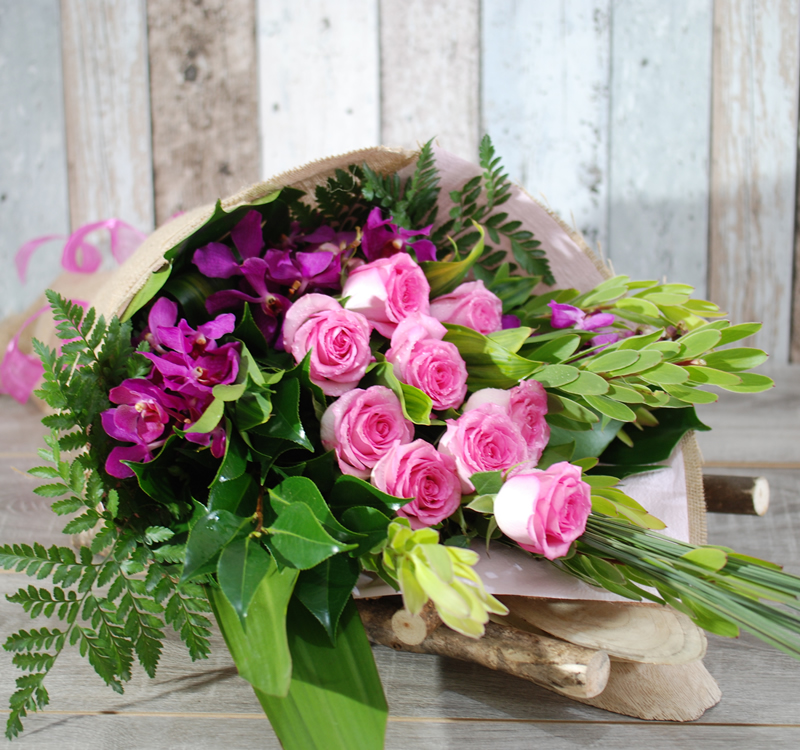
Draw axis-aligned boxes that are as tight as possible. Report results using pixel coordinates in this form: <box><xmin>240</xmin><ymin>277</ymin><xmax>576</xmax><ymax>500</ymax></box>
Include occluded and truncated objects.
<box><xmin>574</xmin><ymin>659</ymin><xmax>722</xmax><ymax>721</ymax></box>
<box><xmin>500</xmin><ymin>597</ymin><xmax>707</xmax><ymax>665</ymax></box>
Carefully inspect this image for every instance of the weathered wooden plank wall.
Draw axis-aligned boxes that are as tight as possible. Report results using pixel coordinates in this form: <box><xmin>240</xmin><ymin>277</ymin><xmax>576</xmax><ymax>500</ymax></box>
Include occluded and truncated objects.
<box><xmin>1</xmin><ymin>0</ymin><xmax>799</xmax><ymax>362</ymax></box>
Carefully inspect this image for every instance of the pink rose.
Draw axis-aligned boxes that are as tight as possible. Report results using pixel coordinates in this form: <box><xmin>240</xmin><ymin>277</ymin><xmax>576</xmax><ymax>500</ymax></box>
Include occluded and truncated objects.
<box><xmin>282</xmin><ymin>293</ymin><xmax>373</xmax><ymax>396</ymax></box>
<box><xmin>320</xmin><ymin>386</ymin><xmax>414</xmax><ymax>478</ymax></box>
<box><xmin>342</xmin><ymin>253</ymin><xmax>431</xmax><ymax>338</ymax></box>
<box><xmin>371</xmin><ymin>439</ymin><xmax>461</xmax><ymax>529</ymax></box>
<box><xmin>386</xmin><ymin>314</ymin><xmax>468</xmax><ymax>411</ymax></box>
<box><xmin>493</xmin><ymin>462</ymin><xmax>591</xmax><ymax>560</ymax></box>
<box><xmin>438</xmin><ymin>403</ymin><xmax>533</xmax><ymax>492</ymax></box>
<box><xmin>430</xmin><ymin>280</ymin><xmax>503</xmax><ymax>335</ymax></box>
<box><xmin>464</xmin><ymin>380</ymin><xmax>549</xmax><ymax>464</ymax></box>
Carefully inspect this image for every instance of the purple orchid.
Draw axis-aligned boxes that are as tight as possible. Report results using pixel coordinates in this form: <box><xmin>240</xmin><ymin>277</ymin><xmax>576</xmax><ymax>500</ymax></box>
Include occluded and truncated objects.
<box><xmin>101</xmin><ymin>379</ymin><xmax>186</xmax><ymax>478</ymax></box>
<box><xmin>361</xmin><ymin>207</ymin><xmax>437</xmax><ymax>262</ymax></box>
<box><xmin>549</xmin><ymin>301</ymin><xmax>615</xmax><ymax>331</ymax></box>
<box><xmin>193</xmin><ymin>210</ymin><xmax>265</xmax><ymax>278</ymax></box>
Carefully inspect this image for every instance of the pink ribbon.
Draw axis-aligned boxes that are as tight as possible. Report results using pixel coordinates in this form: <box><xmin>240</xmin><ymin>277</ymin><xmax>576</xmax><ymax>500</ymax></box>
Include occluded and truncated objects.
<box><xmin>1</xmin><ymin>219</ymin><xmax>145</xmax><ymax>404</ymax></box>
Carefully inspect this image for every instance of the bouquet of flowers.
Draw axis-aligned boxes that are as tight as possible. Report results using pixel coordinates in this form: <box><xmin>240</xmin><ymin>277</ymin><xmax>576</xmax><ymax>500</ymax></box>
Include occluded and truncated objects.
<box><xmin>3</xmin><ymin>139</ymin><xmax>799</xmax><ymax>748</ymax></box>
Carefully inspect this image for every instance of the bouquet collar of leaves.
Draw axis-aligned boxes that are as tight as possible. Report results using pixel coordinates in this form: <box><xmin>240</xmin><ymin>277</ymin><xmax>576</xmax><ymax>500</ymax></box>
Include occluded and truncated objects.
<box><xmin>3</xmin><ymin>138</ymin><xmax>798</xmax><ymax>748</ymax></box>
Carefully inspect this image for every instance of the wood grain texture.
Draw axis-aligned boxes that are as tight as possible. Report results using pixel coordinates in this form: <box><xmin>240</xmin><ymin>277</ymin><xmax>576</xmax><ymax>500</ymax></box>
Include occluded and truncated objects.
<box><xmin>0</xmin><ymin>0</ymin><xmax>70</xmax><ymax>318</ymax></box>
<box><xmin>708</xmin><ymin>0</ymin><xmax>800</xmax><ymax>363</ymax></box>
<box><xmin>482</xmin><ymin>1</ymin><xmax>610</xmax><ymax>250</ymax></box>
<box><xmin>380</xmin><ymin>0</ymin><xmax>480</xmax><ymax>160</ymax></box>
<box><xmin>147</xmin><ymin>0</ymin><xmax>259</xmax><ymax>225</ymax></box>
<box><xmin>257</xmin><ymin>0</ymin><xmax>380</xmax><ymax>177</ymax></box>
<box><xmin>607</xmin><ymin>0</ymin><xmax>712</xmax><ymax>295</ymax></box>
<box><xmin>60</xmin><ymin>0</ymin><xmax>154</xmax><ymax>232</ymax></box>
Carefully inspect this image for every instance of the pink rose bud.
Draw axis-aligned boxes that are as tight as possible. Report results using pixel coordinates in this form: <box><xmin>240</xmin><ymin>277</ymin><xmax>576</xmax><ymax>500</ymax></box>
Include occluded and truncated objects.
<box><xmin>493</xmin><ymin>462</ymin><xmax>592</xmax><ymax>560</ymax></box>
<box><xmin>386</xmin><ymin>313</ymin><xmax>468</xmax><ymax>411</ymax></box>
<box><xmin>430</xmin><ymin>280</ymin><xmax>503</xmax><ymax>335</ymax></box>
<box><xmin>320</xmin><ymin>386</ymin><xmax>414</xmax><ymax>478</ymax></box>
<box><xmin>342</xmin><ymin>252</ymin><xmax>431</xmax><ymax>338</ymax></box>
<box><xmin>438</xmin><ymin>403</ymin><xmax>533</xmax><ymax>493</ymax></box>
<box><xmin>371</xmin><ymin>439</ymin><xmax>461</xmax><ymax>529</ymax></box>
<box><xmin>282</xmin><ymin>293</ymin><xmax>373</xmax><ymax>396</ymax></box>
<box><xmin>464</xmin><ymin>380</ymin><xmax>550</xmax><ymax>464</ymax></box>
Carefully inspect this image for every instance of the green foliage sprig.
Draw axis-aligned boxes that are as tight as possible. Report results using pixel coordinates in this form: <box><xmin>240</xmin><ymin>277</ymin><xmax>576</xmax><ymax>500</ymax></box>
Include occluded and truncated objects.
<box><xmin>1</xmin><ymin>294</ymin><xmax>211</xmax><ymax>739</ymax></box>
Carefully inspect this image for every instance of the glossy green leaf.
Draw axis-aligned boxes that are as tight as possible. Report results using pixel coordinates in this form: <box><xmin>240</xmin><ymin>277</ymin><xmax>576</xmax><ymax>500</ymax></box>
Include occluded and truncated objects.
<box><xmin>558</xmin><ymin>371</ymin><xmax>610</xmax><ymax>395</ymax></box>
<box><xmin>364</xmin><ymin>359</ymin><xmax>432</xmax><ymax>425</ymax></box>
<box><xmin>703</xmin><ymin>347</ymin><xmax>769</xmax><ymax>372</ymax></box>
<box><xmin>466</xmin><ymin>494</ymin><xmax>495</xmax><ymax>513</ymax></box>
<box><xmin>536</xmin><ymin>440</ymin><xmax>575</xmax><ymax>468</ymax></box>
<box><xmin>421</xmin><ymin>221</ymin><xmax>485</xmax><ymax>296</ymax></box>
<box><xmin>255</xmin><ymin>599</ymin><xmax>387</xmax><ymax>750</ymax></box>
<box><xmin>549</xmin><ymin>394</ymin><xmax>599</xmax><ymax>423</ymax></box>
<box><xmin>717</xmin><ymin>372</ymin><xmax>775</xmax><ymax>393</ymax></box>
<box><xmin>584</xmin><ymin>350</ymin><xmax>640</xmax><ymax>373</ymax></box>
<box><xmin>269</xmin><ymin>476</ymin><xmax>356</xmax><ymax>543</ymax></box>
<box><xmin>329</xmin><ymin>475</ymin><xmax>411</xmax><ymax>514</ymax></box>
<box><xmin>613</xmin><ymin>296</ymin><xmax>662</xmax><ymax>318</ymax></box>
<box><xmin>470</xmin><ymin>471</ymin><xmax>504</xmax><ymax>495</ymax></box>
<box><xmin>255</xmin><ymin>378</ymin><xmax>313</xmax><ymax>451</ymax></box>
<box><xmin>217</xmin><ymin>536</ymin><xmax>275</xmax><ymax>624</ymax></box>
<box><xmin>236</xmin><ymin>389</ymin><xmax>274</xmax><ymax>431</ymax></box>
<box><xmin>267</xmin><ymin>503</ymin><xmax>356</xmax><ymax>570</ymax></box>
<box><xmin>486</xmin><ymin>327</ymin><xmax>533</xmax><ymax>353</ymax></box>
<box><xmin>121</xmin><ymin>263</ymin><xmax>171</xmax><ymax>322</ymax></box>
<box><xmin>600</xmin><ymin>406</ymin><xmax>710</xmax><ymax>466</ymax></box>
<box><xmin>209</xmin><ymin>472</ymin><xmax>258</xmax><ymax>514</ymax></box>
<box><xmin>615</xmin><ymin>329</ymin><xmax>664</xmax><ymax>350</ymax></box>
<box><xmin>606</xmin><ymin>350</ymin><xmax>663</xmax><ymax>376</ymax></box>
<box><xmin>208</xmin><ymin>561</ymin><xmax>298</xmax><ymax>697</ymax></box>
<box><xmin>680</xmin><ymin>548</ymin><xmax>728</xmax><ymax>572</ymax></box>
<box><xmin>295</xmin><ymin>554</ymin><xmax>361</xmax><ymax>642</ymax></box>
<box><xmin>187</xmin><ymin>396</ymin><xmax>225</xmax><ymax>434</ymax></box>
<box><xmin>662</xmin><ymin>383</ymin><xmax>719</xmax><ymax>404</ymax></box>
<box><xmin>182</xmin><ymin>509</ymin><xmax>252</xmax><ymax>582</ymax></box>
<box><xmin>535</xmin><ymin>364</ymin><xmax>580</xmax><ymax>388</ymax></box>
<box><xmin>605</xmin><ymin>383</ymin><xmax>645</xmax><ymax>403</ymax></box>
<box><xmin>583</xmin><ymin>395</ymin><xmax>636</xmax><ymax>422</ymax></box>
<box><xmin>675</xmin><ymin>330</ymin><xmax>722</xmax><ymax>360</ymax></box>
<box><xmin>717</xmin><ymin>322</ymin><xmax>761</xmax><ymax>346</ymax></box>
<box><xmin>637</xmin><ymin>362</ymin><xmax>689</xmax><ymax>385</ymax></box>
<box><xmin>684</xmin><ymin>366</ymin><xmax>742</xmax><ymax>387</ymax></box>
<box><xmin>234</xmin><ymin>303</ymin><xmax>271</xmax><ymax>357</ymax></box>
<box><xmin>548</xmin><ymin>418</ymin><xmax>623</xmax><ymax>462</ymax></box>
<box><xmin>340</xmin><ymin>506</ymin><xmax>392</xmax><ymax>556</ymax></box>
<box><xmin>526</xmin><ymin>335</ymin><xmax>581</xmax><ymax>363</ymax></box>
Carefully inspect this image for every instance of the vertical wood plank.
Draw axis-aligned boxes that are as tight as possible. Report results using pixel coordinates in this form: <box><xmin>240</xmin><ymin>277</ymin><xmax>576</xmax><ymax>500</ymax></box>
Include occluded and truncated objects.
<box><xmin>709</xmin><ymin>0</ymin><xmax>800</xmax><ymax>363</ymax></box>
<box><xmin>257</xmin><ymin>0</ymin><xmax>380</xmax><ymax>178</ymax></box>
<box><xmin>148</xmin><ymin>0</ymin><xmax>259</xmax><ymax>224</ymax></box>
<box><xmin>607</xmin><ymin>1</ymin><xmax>713</xmax><ymax>296</ymax></box>
<box><xmin>61</xmin><ymin>0</ymin><xmax>154</xmax><ymax>232</ymax></box>
<box><xmin>380</xmin><ymin>0</ymin><xmax>480</xmax><ymax>160</ymax></box>
<box><xmin>0</xmin><ymin>0</ymin><xmax>70</xmax><ymax>318</ymax></box>
<box><xmin>482</xmin><ymin>1</ymin><xmax>610</xmax><ymax>250</ymax></box>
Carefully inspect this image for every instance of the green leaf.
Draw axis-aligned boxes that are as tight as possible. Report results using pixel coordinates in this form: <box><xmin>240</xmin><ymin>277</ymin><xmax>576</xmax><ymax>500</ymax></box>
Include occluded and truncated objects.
<box><xmin>421</xmin><ymin>221</ymin><xmax>486</xmax><ymax>297</ymax></box>
<box><xmin>254</xmin><ymin>598</ymin><xmax>387</xmax><ymax>750</ymax></box>
<box><xmin>558</xmin><ymin>371</ymin><xmax>610</xmax><ymax>395</ymax></box>
<box><xmin>535</xmin><ymin>364</ymin><xmax>580</xmax><ymax>388</ymax></box>
<box><xmin>637</xmin><ymin>363</ymin><xmax>689</xmax><ymax>385</ymax></box>
<box><xmin>683</xmin><ymin>366</ymin><xmax>742</xmax><ymax>387</ymax></box>
<box><xmin>717</xmin><ymin>372</ymin><xmax>774</xmax><ymax>393</ymax></box>
<box><xmin>526</xmin><ymin>335</ymin><xmax>581</xmax><ymax>363</ymax></box>
<box><xmin>209</xmin><ymin>472</ymin><xmax>258</xmax><ymax>514</ymax></box>
<box><xmin>207</xmin><ymin>563</ymin><xmax>298</xmax><ymax>697</ymax></box>
<box><xmin>217</xmin><ymin>537</ymin><xmax>274</xmax><ymax>624</ymax></box>
<box><xmin>340</xmin><ymin>506</ymin><xmax>391</xmax><ymax>556</ymax></box>
<box><xmin>235</xmin><ymin>388</ymin><xmax>274</xmax><ymax>431</ymax></box>
<box><xmin>549</xmin><ymin>418</ymin><xmax>623</xmax><ymax>461</ymax></box>
<box><xmin>486</xmin><ymin>327</ymin><xmax>533</xmax><ymax>353</ymax></box>
<box><xmin>329</xmin><ymin>475</ymin><xmax>412</xmax><ymax>514</ymax></box>
<box><xmin>267</xmin><ymin>503</ymin><xmax>356</xmax><ymax>570</ymax></box>
<box><xmin>549</xmin><ymin>394</ymin><xmax>599</xmax><ymax>423</ymax></box>
<box><xmin>254</xmin><ymin>378</ymin><xmax>313</xmax><ymax>451</ymax></box>
<box><xmin>613</xmin><ymin>297</ymin><xmax>662</xmax><ymax>318</ymax></box>
<box><xmin>584</xmin><ymin>350</ymin><xmax>640</xmax><ymax>373</ymax></box>
<box><xmin>186</xmin><ymin>396</ymin><xmax>225</xmax><ymax>434</ymax></box>
<box><xmin>182</xmin><ymin>510</ymin><xmax>251</xmax><ymax>582</ymax></box>
<box><xmin>675</xmin><ymin>330</ymin><xmax>722</xmax><ymax>360</ymax></box>
<box><xmin>716</xmin><ymin>322</ymin><xmax>761</xmax><ymax>346</ymax></box>
<box><xmin>269</xmin><ymin>476</ymin><xmax>357</xmax><ymax>543</ymax></box>
<box><xmin>121</xmin><ymin>263</ymin><xmax>172</xmax><ymax>322</ymax></box>
<box><xmin>605</xmin><ymin>384</ymin><xmax>645</xmax><ymax>404</ymax></box>
<box><xmin>365</xmin><ymin>360</ymin><xmax>432</xmax><ymax>425</ymax></box>
<box><xmin>470</xmin><ymin>471</ymin><xmax>504</xmax><ymax>495</ymax></box>
<box><xmin>583</xmin><ymin>395</ymin><xmax>636</xmax><ymax>422</ymax></box>
<box><xmin>466</xmin><ymin>495</ymin><xmax>495</xmax><ymax>513</ymax></box>
<box><xmin>600</xmin><ymin>406</ymin><xmax>710</xmax><ymax>466</ymax></box>
<box><xmin>680</xmin><ymin>548</ymin><xmax>728</xmax><ymax>572</ymax></box>
<box><xmin>662</xmin><ymin>383</ymin><xmax>719</xmax><ymax>404</ymax></box>
<box><xmin>294</xmin><ymin>554</ymin><xmax>361</xmax><ymax>642</ymax></box>
<box><xmin>702</xmin><ymin>347</ymin><xmax>769</xmax><ymax>372</ymax></box>
<box><xmin>536</xmin><ymin>440</ymin><xmax>575</xmax><ymax>468</ymax></box>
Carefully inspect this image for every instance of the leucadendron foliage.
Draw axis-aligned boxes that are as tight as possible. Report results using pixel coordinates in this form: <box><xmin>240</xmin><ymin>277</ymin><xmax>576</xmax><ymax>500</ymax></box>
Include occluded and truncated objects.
<box><xmin>3</xmin><ymin>137</ymin><xmax>796</xmax><ymax>748</ymax></box>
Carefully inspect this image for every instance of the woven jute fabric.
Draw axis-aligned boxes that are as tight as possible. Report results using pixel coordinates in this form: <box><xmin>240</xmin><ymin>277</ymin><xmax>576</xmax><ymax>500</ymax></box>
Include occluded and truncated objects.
<box><xmin>4</xmin><ymin>143</ymin><xmax>706</xmax><ymax>541</ymax></box>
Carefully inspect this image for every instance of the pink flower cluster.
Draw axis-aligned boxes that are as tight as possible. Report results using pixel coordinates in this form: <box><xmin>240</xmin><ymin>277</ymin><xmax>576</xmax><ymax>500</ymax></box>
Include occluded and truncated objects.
<box><xmin>320</xmin><ymin>379</ymin><xmax>549</xmax><ymax>530</ymax></box>
<box><xmin>102</xmin><ymin>298</ymin><xmax>240</xmax><ymax>478</ymax></box>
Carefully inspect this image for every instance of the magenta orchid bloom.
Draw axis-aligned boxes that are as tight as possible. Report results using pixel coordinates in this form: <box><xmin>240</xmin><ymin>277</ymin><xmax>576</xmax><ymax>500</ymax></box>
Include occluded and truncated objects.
<box><xmin>361</xmin><ymin>207</ymin><xmax>437</xmax><ymax>262</ymax></box>
<box><xmin>101</xmin><ymin>379</ymin><xmax>186</xmax><ymax>478</ymax></box>
<box><xmin>548</xmin><ymin>301</ymin><xmax>615</xmax><ymax>331</ymax></box>
<box><xmin>193</xmin><ymin>209</ymin><xmax>265</xmax><ymax>278</ymax></box>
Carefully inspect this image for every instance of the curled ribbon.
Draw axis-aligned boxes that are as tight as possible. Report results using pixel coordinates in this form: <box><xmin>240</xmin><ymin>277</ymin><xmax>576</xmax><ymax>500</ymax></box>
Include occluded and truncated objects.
<box><xmin>1</xmin><ymin>219</ymin><xmax>146</xmax><ymax>404</ymax></box>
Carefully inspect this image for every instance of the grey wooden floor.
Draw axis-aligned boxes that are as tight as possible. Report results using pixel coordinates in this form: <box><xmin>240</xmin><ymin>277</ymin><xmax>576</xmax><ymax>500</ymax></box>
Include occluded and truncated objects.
<box><xmin>1</xmin><ymin>366</ymin><xmax>799</xmax><ymax>750</ymax></box>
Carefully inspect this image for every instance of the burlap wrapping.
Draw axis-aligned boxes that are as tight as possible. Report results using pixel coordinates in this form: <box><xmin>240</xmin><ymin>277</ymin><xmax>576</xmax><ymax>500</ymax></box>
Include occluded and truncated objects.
<box><xmin>3</xmin><ymin>145</ymin><xmax>707</xmax><ymax>545</ymax></box>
